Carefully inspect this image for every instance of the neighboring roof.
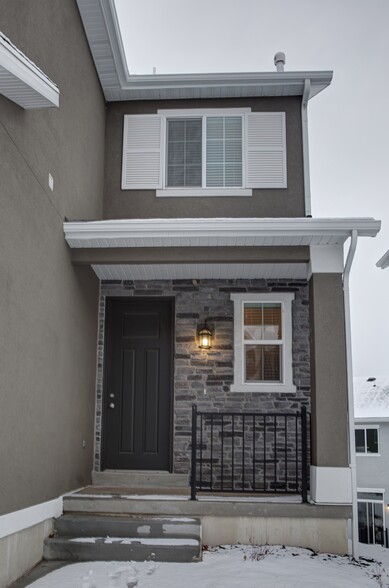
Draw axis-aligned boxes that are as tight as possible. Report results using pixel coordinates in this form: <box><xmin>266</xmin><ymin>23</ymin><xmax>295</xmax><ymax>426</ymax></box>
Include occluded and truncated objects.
<box><xmin>354</xmin><ymin>377</ymin><xmax>389</xmax><ymax>420</ymax></box>
<box><xmin>76</xmin><ymin>0</ymin><xmax>333</xmax><ymax>102</ymax></box>
<box><xmin>0</xmin><ymin>32</ymin><xmax>59</xmax><ymax>109</ymax></box>
<box><xmin>376</xmin><ymin>249</ymin><xmax>389</xmax><ymax>269</ymax></box>
<box><xmin>64</xmin><ymin>217</ymin><xmax>380</xmax><ymax>249</ymax></box>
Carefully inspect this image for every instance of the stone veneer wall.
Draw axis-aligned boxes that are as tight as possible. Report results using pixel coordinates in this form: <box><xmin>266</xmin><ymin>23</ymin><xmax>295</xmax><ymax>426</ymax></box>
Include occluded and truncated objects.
<box><xmin>94</xmin><ymin>279</ymin><xmax>310</xmax><ymax>478</ymax></box>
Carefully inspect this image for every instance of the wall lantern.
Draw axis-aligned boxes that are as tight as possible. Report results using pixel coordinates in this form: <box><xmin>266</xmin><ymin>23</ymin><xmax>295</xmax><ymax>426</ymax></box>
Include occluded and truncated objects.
<box><xmin>198</xmin><ymin>323</ymin><xmax>212</xmax><ymax>349</ymax></box>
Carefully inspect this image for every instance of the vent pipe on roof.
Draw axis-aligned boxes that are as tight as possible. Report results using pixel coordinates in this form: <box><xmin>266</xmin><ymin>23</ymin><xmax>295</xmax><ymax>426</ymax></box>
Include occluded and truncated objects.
<box><xmin>274</xmin><ymin>52</ymin><xmax>286</xmax><ymax>72</ymax></box>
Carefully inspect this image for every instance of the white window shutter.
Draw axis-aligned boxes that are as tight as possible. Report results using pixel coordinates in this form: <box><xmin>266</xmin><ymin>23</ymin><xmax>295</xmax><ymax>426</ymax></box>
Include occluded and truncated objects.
<box><xmin>245</xmin><ymin>112</ymin><xmax>287</xmax><ymax>189</ymax></box>
<box><xmin>122</xmin><ymin>115</ymin><xmax>163</xmax><ymax>189</ymax></box>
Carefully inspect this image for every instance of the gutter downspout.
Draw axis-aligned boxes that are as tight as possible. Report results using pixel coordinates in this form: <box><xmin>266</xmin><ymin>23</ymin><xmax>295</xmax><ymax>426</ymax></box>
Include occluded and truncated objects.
<box><xmin>343</xmin><ymin>229</ymin><xmax>359</xmax><ymax>559</ymax></box>
<box><xmin>302</xmin><ymin>79</ymin><xmax>312</xmax><ymax>217</ymax></box>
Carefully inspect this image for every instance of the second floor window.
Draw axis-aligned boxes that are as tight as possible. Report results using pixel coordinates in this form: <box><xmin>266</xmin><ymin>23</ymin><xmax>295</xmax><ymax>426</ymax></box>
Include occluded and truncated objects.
<box><xmin>121</xmin><ymin>109</ymin><xmax>287</xmax><ymax>193</ymax></box>
<box><xmin>355</xmin><ymin>426</ymin><xmax>379</xmax><ymax>454</ymax></box>
<box><xmin>166</xmin><ymin>115</ymin><xmax>243</xmax><ymax>188</ymax></box>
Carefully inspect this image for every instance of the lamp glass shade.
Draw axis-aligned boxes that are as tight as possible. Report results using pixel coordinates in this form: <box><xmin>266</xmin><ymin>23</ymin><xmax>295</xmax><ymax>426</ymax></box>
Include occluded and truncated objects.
<box><xmin>198</xmin><ymin>326</ymin><xmax>212</xmax><ymax>349</ymax></box>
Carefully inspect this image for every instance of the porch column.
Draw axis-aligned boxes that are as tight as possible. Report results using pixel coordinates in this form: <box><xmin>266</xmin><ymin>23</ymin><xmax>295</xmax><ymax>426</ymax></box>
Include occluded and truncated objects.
<box><xmin>308</xmin><ymin>246</ymin><xmax>352</xmax><ymax>504</ymax></box>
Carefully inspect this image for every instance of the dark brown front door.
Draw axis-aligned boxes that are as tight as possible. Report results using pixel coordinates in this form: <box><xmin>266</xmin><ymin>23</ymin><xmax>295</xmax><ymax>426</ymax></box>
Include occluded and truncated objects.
<box><xmin>102</xmin><ymin>298</ymin><xmax>173</xmax><ymax>470</ymax></box>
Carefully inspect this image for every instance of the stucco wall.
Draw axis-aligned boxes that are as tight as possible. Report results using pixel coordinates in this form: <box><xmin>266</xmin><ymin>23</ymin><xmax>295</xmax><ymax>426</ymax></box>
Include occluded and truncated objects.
<box><xmin>309</xmin><ymin>274</ymin><xmax>349</xmax><ymax>468</ymax></box>
<box><xmin>103</xmin><ymin>97</ymin><xmax>305</xmax><ymax>219</ymax></box>
<box><xmin>0</xmin><ymin>0</ymin><xmax>106</xmax><ymax>515</ymax></box>
<box><xmin>95</xmin><ymin>279</ymin><xmax>311</xmax><ymax>481</ymax></box>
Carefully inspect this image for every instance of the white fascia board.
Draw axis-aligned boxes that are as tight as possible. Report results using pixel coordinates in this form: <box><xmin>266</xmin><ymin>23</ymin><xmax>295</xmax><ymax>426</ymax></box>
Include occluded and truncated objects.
<box><xmin>0</xmin><ymin>32</ymin><xmax>59</xmax><ymax>109</ymax></box>
<box><xmin>376</xmin><ymin>249</ymin><xmax>389</xmax><ymax>269</ymax></box>
<box><xmin>64</xmin><ymin>217</ymin><xmax>381</xmax><ymax>247</ymax></box>
<box><xmin>123</xmin><ymin>71</ymin><xmax>333</xmax><ymax>96</ymax></box>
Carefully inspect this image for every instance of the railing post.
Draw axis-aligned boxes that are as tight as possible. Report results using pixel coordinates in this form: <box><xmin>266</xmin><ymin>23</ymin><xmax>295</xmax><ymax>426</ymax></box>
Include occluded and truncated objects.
<box><xmin>301</xmin><ymin>406</ymin><xmax>308</xmax><ymax>503</ymax></box>
<box><xmin>191</xmin><ymin>404</ymin><xmax>197</xmax><ymax>500</ymax></box>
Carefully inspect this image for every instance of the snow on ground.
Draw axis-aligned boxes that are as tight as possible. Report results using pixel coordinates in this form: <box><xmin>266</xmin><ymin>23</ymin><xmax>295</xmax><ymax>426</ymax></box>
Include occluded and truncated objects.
<box><xmin>23</xmin><ymin>543</ymin><xmax>389</xmax><ymax>587</ymax></box>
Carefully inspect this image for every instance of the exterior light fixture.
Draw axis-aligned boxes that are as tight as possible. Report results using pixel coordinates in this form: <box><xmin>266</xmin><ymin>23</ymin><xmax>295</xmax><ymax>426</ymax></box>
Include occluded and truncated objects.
<box><xmin>198</xmin><ymin>323</ymin><xmax>212</xmax><ymax>349</ymax></box>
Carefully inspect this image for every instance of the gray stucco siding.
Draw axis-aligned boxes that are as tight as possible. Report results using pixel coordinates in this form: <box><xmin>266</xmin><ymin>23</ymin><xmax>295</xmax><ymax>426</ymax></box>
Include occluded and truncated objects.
<box><xmin>95</xmin><ymin>279</ymin><xmax>311</xmax><ymax>477</ymax></box>
<box><xmin>0</xmin><ymin>0</ymin><xmax>105</xmax><ymax>515</ymax></box>
<box><xmin>103</xmin><ymin>96</ymin><xmax>305</xmax><ymax>220</ymax></box>
<box><xmin>309</xmin><ymin>274</ymin><xmax>349</xmax><ymax>468</ymax></box>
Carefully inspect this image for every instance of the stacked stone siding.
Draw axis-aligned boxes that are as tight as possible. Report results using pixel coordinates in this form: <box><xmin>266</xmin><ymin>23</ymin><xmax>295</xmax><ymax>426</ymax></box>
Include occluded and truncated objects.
<box><xmin>95</xmin><ymin>279</ymin><xmax>310</xmax><ymax>481</ymax></box>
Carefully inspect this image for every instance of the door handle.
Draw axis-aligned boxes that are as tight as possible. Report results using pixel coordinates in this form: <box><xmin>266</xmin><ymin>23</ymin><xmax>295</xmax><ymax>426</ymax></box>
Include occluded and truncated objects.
<box><xmin>109</xmin><ymin>402</ymin><xmax>115</xmax><ymax>409</ymax></box>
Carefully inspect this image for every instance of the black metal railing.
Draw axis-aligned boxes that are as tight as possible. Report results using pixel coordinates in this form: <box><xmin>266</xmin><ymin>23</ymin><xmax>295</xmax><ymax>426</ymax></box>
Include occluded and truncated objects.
<box><xmin>191</xmin><ymin>405</ymin><xmax>309</xmax><ymax>502</ymax></box>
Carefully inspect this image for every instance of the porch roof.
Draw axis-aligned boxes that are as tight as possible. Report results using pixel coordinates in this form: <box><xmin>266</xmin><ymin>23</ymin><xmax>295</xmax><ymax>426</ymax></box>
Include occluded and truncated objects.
<box><xmin>64</xmin><ymin>217</ymin><xmax>380</xmax><ymax>248</ymax></box>
<box><xmin>63</xmin><ymin>217</ymin><xmax>380</xmax><ymax>281</ymax></box>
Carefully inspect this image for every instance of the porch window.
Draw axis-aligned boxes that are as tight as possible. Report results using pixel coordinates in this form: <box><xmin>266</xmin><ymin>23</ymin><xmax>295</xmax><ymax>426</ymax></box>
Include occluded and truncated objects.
<box><xmin>355</xmin><ymin>426</ymin><xmax>379</xmax><ymax>455</ymax></box>
<box><xmin>230</xmin><ymin>292</ymin><xmax>295</xmax><ymax>393</ymax></box>
<box><xmin>244</xmin><ymin>303</ymin><xmax>282</xmax><ymax>382</ymax></box>
<box><xmin>357</xmin><ymin>490</ymin><xmax>385</xmax><ymax>545</ymax></box>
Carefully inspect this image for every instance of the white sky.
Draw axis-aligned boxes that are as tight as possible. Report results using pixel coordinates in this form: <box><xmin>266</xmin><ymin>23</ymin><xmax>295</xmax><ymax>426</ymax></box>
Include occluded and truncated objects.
<box><xmin>115</xmin><ymin>0</ymin><xmax>389</xmax><ymax>377</ymax></box>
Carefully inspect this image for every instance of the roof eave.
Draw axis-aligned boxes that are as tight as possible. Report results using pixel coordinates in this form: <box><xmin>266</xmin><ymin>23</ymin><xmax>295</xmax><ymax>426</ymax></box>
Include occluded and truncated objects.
<box><xmin>63</xmin><ymin>217</ymin><xmax>381</xmax><ymax>248</ymax></box>
<box><xmin>76</xmin><ymin>0</ymin><xmax>332</xmax><ymax>102</ymax></box>
<box><xmin>119</xmin><ymin>71</ymin><xmax>333</xmax><ymax>97</ymax></box>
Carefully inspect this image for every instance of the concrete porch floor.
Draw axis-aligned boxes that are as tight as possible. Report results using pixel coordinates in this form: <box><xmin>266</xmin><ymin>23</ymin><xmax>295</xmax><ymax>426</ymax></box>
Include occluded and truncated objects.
<box><xmin>64</xmin><ymin>485</ymin><xmax>347</xmax><ymax>519</ymax></box>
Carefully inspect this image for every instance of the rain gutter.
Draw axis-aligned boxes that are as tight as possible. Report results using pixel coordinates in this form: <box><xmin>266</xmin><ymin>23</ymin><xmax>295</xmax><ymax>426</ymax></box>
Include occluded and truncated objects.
<box><xmin>302</xmin><ymin>79</ymin><xmax>311</xmax><ymax>216</ymax></box>
<box><xmin>343</xmin><ymin>229</ymin><xmax>359</xmax><ymax>559</ymax></box>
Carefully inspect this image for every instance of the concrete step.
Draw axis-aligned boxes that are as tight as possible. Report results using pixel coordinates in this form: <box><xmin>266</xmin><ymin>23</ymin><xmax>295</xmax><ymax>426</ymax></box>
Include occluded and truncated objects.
<box><xmin>92</xmin><ymin>470</ymin><xmax>189</xmax><ymax>488</ymax></box>
<box><xmin>63</xmin><ymin>490</ymin><xmax>192</xmax><ymax>517</ymax></box>
<box><xmin>44</xmin><ymin>514</ymin><xmax>202</xmax><ymax>563</ymax></box>
<box><xmin>55</xmin><ymin>514</ymin><xmax>201</xmax><ymax>540</ymax></box>
<box><xmin>43</xmin><ymin>535</ymin><xmax>201</xmax><ymax>563</ymax></box>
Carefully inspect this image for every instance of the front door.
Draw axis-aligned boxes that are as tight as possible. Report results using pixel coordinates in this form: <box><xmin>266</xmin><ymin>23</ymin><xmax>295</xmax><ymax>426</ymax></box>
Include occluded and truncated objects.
<box><xmin>102</xmin><ymin>298</ymin><xmax>173</xmax><ymax>470</ymax></box>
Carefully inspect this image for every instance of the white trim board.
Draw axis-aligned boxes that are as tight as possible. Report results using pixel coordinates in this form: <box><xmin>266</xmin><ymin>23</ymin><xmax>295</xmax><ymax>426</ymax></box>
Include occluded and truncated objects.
<box><xmin>0</xmin><ymin>497</ymin><xmax>63</xmax><ymax>540</ymax></box>
<box><xmin>310</xmin><ymin>466</ymin><xmax>352</xmax><ymax>505</ymax></box>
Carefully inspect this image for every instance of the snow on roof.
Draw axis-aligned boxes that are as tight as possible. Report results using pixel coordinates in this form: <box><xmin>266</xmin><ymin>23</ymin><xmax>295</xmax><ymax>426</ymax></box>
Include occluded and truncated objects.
<box><xmin>354</xmin><ymin>377</ymin><xmax>389</xmax><ymax>419</ymax></box>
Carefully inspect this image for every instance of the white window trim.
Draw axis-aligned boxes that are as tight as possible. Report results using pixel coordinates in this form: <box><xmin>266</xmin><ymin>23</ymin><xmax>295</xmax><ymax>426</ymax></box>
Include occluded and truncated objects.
<box><xmin>358</xmin><ymin>487</ymin><xmax>385</xmax><ymax>495</ymax></box>
<box><xmin>230</xmin><ymin>292</ymin><xmax>296</xmax><ymax>393</ymax></box>
<box><xmin>156</xmin><ymin>188</ymin><xmax>252</xmax><ymax>198</ymax></box>
<box><xmin>355</xmin><ymin>425</ymin><xmax>380</xmax><ymax>456</ymax></box>
<box><xmin>157</xmin><ymin>107</ymin><xmax>252</xmax><ymax>198</ymax></box>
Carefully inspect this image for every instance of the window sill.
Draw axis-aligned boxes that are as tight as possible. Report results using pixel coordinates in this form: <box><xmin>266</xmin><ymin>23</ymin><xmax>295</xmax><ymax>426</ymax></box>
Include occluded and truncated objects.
<box><xmin>230</xmin><ymin>383</ymin><xmax>297</xmax><ymax>394</ymax></box>
<box><xmin>356</xmin><ymin>453</ymin><xmax>381</xmax><ymax>457</ymax></box>
<box><xmin>156</xmin><ymin>188</ymin><xmax>252</xmax><ymax>198</ymax></box>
